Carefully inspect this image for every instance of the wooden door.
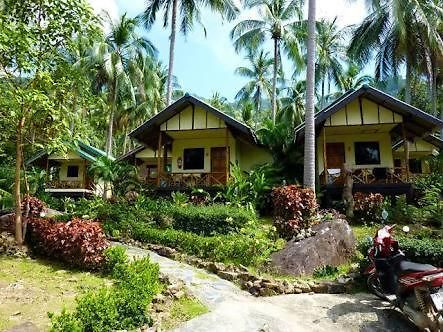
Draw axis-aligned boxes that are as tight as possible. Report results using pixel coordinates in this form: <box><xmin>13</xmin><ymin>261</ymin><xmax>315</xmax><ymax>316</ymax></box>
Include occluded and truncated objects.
<box><xmin>210</xmin><ymin>147</ymin><xmax>228</xmax><ymax>185</ymax></box>
<box><xmin>326</xmin><ymin>143</ymin><xmax>345</xmax><ymax>169</ymax></box>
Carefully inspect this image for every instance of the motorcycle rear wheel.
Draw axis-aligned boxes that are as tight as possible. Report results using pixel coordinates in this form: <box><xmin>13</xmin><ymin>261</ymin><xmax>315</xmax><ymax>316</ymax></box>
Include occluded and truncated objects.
<box><xmin>367</xmin><ymin>274</ymin><xmax>387</xmax><ymax>300</ymax></box>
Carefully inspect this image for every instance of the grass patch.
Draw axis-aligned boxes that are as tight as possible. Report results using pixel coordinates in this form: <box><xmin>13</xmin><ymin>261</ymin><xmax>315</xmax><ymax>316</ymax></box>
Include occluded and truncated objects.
<box><xmin>351</xmin><ymin>224</ymin><xmax>378</xmax><ymax>242</ymax></box>
<box><xmin>0</xmin><ymin>256</ymin><xmax>106</xmax><ymax>331</ymax></box>
<box><xmin>193</xmin><ymin>270</ymin><xmax>218</xmax><ymax>281</ymax></box>
<box><xmin>159</xmin><ymin>296</ymin><xmax>208</xmax><ymax>330</ymax></box>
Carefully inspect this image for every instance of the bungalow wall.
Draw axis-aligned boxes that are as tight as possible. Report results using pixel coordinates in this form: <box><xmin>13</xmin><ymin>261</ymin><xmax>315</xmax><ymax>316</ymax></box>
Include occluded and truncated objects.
<box><xmin>393</xmin><ymin>139</ymin><xmax>436</xmax><ymax>174</ymax></box>
<box><xmin>236</xmin><ymin>140</ymin><xmax>273</xmax><ymax>172</ymax></box>
<box><xmin>48</xmin><ymin>151</ymin><xmax>87</xmax><ymax>186</ymax></box>
<box><xmin>170</xmin><ymin>133</ymin><xmax>236</xmax><ymax>173</ymax></box>
<box><xmin>317</xmin><ymin>130</ymin><xmax>394</xmax><ymax>175</ymax></box>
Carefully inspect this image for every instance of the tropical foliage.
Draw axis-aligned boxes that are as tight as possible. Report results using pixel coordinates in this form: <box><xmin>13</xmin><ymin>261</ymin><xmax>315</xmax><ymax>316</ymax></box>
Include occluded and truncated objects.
<box><xmin>1</xmin><ymin>0</ymin><xmax>442</xmax><ymax>246</ymax></box>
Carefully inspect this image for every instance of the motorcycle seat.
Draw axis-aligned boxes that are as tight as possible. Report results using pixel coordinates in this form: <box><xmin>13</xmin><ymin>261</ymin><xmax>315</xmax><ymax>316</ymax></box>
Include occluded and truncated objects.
<box><xmin>396</xmin><ymin>260</ymin><xmax>436</xmax><ymax>275</ymax></box>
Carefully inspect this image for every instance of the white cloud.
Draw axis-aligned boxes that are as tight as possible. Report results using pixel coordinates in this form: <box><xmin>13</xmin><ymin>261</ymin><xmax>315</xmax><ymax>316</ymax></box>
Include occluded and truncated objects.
<box><xmin>315</xmin><ymin>0</ymin><xmax>367</xmax><ymax>27</ymax></box>
<box><xmin>87</xmin><ymin>0</ymin><xmax>119</xmax><ymax>20</ymax></box>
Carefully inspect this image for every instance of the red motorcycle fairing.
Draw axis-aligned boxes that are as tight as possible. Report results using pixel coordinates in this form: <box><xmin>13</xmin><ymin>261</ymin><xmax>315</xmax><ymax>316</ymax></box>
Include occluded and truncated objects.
<box><xmin>399</xmin><ymin>269</ymin><xmax>443</xmax><ymax>289</ymax></box>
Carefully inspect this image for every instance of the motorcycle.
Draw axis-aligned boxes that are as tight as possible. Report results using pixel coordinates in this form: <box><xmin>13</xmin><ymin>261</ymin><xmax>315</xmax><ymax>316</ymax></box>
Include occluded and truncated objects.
<box><xmin>364</xmin><ymin>224</ymin><xmax>443</xmax><ymax>331</ymax></box>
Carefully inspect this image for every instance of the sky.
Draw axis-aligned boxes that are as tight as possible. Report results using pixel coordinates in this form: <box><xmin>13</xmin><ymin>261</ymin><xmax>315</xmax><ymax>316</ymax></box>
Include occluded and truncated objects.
<box><xmin>87</xmin><ymin>0</ymin><xmax>369</xmax><ymax>101</ymax></box>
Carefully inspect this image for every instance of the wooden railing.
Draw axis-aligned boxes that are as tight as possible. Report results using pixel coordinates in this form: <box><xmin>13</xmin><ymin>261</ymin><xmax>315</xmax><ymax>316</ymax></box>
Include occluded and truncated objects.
<box><xmin>321</xmin><ymin>167</ymin><xmax>410</xmax><ymax>185</ymax></box>
<box><xmin>47</xmin><ymin>180</ymin><xmax>84</xmax><ymax>189</ymax></box>
<box><xmin>157</xmin><ymin>172</ymin><xmax>227</xmax><ymax>187</ymax></box>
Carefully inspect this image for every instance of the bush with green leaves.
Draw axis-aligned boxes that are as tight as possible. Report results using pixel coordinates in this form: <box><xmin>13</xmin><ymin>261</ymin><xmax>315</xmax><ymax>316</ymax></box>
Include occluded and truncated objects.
<box><xmin>103</xmin><ymin>245</ymin><xmax>128</xmax><ymax>275</ymax></box>
<box><xmin>357</xmin><ymin>235</ymin><xmax>443</xmax><ymax>267</ymax></box>
<box><xmin>68</xmin><ymin>195</ymin><xmax>256</xmax><ymax>236</ymax></box>
<box><xmin>128</xmin><ymin>221</ymin><xmax>283</xmax><ymax>266</ymax></box>
<box><xmin>50</xmin><ymin>256</ymin><xmax>160</xmax><ymax>332</ymax></box>
<box><xmin>224</xmin><ymin>163</ymin><xmax>281</xmax><ymax>214</ymax></box>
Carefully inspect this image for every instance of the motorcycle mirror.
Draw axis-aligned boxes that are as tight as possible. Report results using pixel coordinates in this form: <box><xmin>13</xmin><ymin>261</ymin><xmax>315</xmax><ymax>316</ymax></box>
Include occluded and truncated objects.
<box><xmin>402</xmin><ymin>226</ymin><xmax>410</xmax><ymax>233</ymax></box>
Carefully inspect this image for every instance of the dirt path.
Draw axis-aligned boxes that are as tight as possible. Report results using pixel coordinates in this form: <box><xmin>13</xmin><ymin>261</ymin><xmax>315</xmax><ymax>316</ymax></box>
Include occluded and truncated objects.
<box><xmin>123</xmin><ymin>244</ymin><xmax>417</xmax><ymax>332</ymax></box>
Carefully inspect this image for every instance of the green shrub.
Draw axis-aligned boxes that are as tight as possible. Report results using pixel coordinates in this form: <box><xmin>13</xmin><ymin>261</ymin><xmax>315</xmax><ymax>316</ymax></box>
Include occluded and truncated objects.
<box><xmin>130</xmin><ymin>222</ymin><xmax>283</xmax><ymax>266</ymax></box>
<box><xmin>167</xmin><ymin>204</ymin><xmax>255</xmax><ymax>235</ymax></box>
<box><xmin>313</xmin><ymin>265</ymin><xmax>339</xmax><ymax>278</ymax></box>
<box><xmin>397</xmin><ymin>236</ymin><xmax>443</xmax><ymax>267</ymax></box>
<box><xmin>357</xmin><ymin>236</ymin><xmax>443</xmax><ymax>267</ymax></box>
<box><xmin>103</xmin><ymin>246</ymin><xmax>128</xmax><ymax>275</ymax></box>
<box><xmin>50</xmin><ymin>257</ymin><xmax>160</xmax><ymax>332</ymax></box>
<box><xmin>49</xmin><ymin>309</ymin><xmax>83</xmax><ymax>332</ymax></box>
<box><xmin>71</xmin><ymin>195</ymin><xmax>256</xmax><ymax>237</ymax></box>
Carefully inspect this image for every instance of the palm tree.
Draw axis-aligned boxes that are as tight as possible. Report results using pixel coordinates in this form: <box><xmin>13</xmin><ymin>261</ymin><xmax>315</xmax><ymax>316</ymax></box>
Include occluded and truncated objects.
<box><xmin>142</xmin><ymin>0</ymin><xmax>238</xmax><ymax>106</ymax></box>
<box><xmin>338</xmin><ymin>63</ymin><xmax>374</xmax><ymax>92</ymax></box>
<box><xmin>231</xmin><ymin>0</ymin><xmax>304</xmax><ymax>123</ymax></box>
<box><xmin>348</xmin><ymin>0</ymin><xmax>443</xmax><ymax>104</ymax></box>
<box><xmin>234</xmin><ymin>49</ymin><xmax>273</xmax><ymax>124</ymax></box>
<box><xmin>315</xmin><ymin>18</ymin><xmax>345</xmax><ymax>108</ymax></box>
<box><xmin>278</xmin><ymin>80</ymin><xmax>305</xmax><ymax>128</ymax></box>
<box><xmin>303</xmin><ymin>0</ymin><xmax>316</xmax><ymax>190</ymax></box>
<box><xmin>92</xmin><ymin>13</ymin><xmax>156</xmax><ymax>156</ymax></box>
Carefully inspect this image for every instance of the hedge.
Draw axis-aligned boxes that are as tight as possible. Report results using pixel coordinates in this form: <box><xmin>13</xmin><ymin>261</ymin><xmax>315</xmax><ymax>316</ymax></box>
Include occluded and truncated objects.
<box><xmin>166</xmin><ymin>204</ymin><xmax>255</xmax><ymax>235</ymax></box>
<box><xmin>129</xmin><ymin>223</ymin><xmax>282</xmax><ymax>266</ymax></box>
<box><xmin>357</xmin><ymin>236</ymin><xmax>443</xmax><ymax>267</ymax></box>
<box><xmin>70</xmin><ymin>197</ymin><xmax>256</xmax><ymax>236</ymax></box>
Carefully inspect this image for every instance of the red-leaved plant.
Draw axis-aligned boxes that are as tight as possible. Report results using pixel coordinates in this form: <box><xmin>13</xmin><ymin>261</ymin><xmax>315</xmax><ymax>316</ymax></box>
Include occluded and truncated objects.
<box><xmin>353</xmin><ymin>192</ymin><xmax>384</xmax><ymax>222</ymax></box>
<box><xmin>21</xmin><ymin>195</ymin><xmax>46</xmax><ymax>217</ymax></box>
<box><xmin>27</xmin><ymin>217</ymin><xmax>109</xmax><ymax>270</ymax></box>
<box><xmin>272</xmin><ymin>185</ymin><xmax>319</xmax><ymax>240</ymax></box>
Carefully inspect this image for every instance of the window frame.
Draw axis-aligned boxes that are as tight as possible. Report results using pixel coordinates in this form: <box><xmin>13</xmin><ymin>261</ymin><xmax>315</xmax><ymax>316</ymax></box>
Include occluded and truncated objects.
<box><xmin>66</xmin><ymin>165</ymin><xmax>79</xmax><ymax>178</ymax></box>
<box><xmin>183</xmin><ymin>148</ymin><xmax>205</xmax><ymax>170</ymax></box>
<box><xmin>408</xmin><ymin>158</ymin><xmax>422</xmax><ymax>174</ymax></box>
<box><xmin>354</xmin><ymin>141</ymin><xmax>381</xmax><ymax>165</ymax></box>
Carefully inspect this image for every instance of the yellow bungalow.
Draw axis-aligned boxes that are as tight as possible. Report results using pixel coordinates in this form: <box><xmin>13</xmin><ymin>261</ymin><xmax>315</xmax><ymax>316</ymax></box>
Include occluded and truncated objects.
<box><xmin>119</xmin><ymin>94</ymin><xmax>272</xmax><ymax>187</ymax></box>
<box><xmin>27</xmin><ymin>141</ymin><xmax>114</xmax><ymax>197</ymax></box>
<box><xmin>392</xmin><ymin>135</ymin><xmax>442</xmax><ymax>176</ymax></box>
<box><xmin>295</xmin><ymin>85</ymin><xmax>443</xmax><ymax>199</ymax></box>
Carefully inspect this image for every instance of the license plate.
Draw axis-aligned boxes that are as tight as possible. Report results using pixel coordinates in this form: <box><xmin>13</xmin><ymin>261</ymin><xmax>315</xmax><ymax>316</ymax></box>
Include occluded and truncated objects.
<box><xmin>431</xmin><ymin>292</ymin><xmax>443</xmax><ymax>312</ymax></box>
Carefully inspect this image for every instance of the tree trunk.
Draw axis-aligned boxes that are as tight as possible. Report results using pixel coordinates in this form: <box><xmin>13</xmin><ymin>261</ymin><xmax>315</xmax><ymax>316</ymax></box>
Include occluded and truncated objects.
<box><xmin>272</xmin><ymin>38</ymin><xmax>278</xmax><ymax>124</ymax></box>
<box><xmin>106</xmin><ymin>82</ymin><xmax>117</xmax><ymax>157</ymax></box>
<box><xmin>405</xmin><ymin>59</ymin><xmax>412</xmax><ymax>104</ymax></box>
<box><xmin>166</xmin><ymin>0</ymin><xmax>178</xmax><ymax>106</ymax></box>
<box><xmin>255</xmin><ymin>87</ymin><xmax>261</xmax><ymax>129</ymax></box>
<box><xmin>303</xmin><ymin>0</ymin><xmax>316</xmax><ymax>191</ymax></box>
<box><xmin>21</xmin><ymin>150</ymin><xmax>30</xmax><ymax>241</ymax></box>
<box><xmin>440</xmin><ymin>82</ymin><xmax>443</xmax><ymax>139</ymax></box>
<box><xmin>431</xmin><ymin>63</ymin><xmax>437</xmax><ymax>117</ymax></box>
<box><xmin>123</xmin><ymin>127</ymin><xmax>129</xmax><ymax>155</ymax></box>
<box><xmin>14</xmin><ymin>117</ymin><xmax>25</xmax><ymax>245</ymax></box>
<box><xmin>106</xmin><ymin>107</ymin><xmax>114</xmax><ymax>156</ymax></box>
<box><xmin>320</xmin><ymin>78</ymin><xmax>325</xmax><ymax>109</ymax></box>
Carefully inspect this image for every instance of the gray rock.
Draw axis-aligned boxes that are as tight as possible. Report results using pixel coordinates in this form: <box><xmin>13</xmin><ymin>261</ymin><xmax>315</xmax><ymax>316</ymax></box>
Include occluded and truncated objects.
<box><xmin>237</xmin><ymin>272</ymin><xmax>254</xmax><ymax>281</ymax></box>
<box><xmin>173</xmin><ymin>290</ymin><xmax>185</xmax><ymax>299</ymax></box>
<box><xmin>270</xmin><ymin>220</ymin><xmax>355</xmax><ymax>276</ymax></box>
<box><xmin>208</xmin><ymin>262</ymin><xmax>225</xmax><ymax>273</ymax></box>
<box><xmin>217</xmin><ymin>270</ymin><xmax>238</xmax><ymax>281</ymax></box>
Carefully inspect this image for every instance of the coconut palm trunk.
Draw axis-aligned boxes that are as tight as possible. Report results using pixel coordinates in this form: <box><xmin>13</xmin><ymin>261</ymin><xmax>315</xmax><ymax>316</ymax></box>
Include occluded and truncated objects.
<box><xmin>405</xmin><ymin>58</ymin><xmax>412</xmax><ymax>104</ymax></box>
<box><xmin>166</xmin><ymin>0</ymin><xmax>178</xmax><ymax>106</ymax></box>
<box><xmin>106</xmin><ymin>84</ymin><xmax>117</xmax><ymax>156</ymax></box>
<box><xmin>303</xmin><ymin>0</ymin><xmax>316</xmax><ymax>191</ymax></box>
<box><xmin>272</xmin><ymin>38</ymin><xmax>278</xmax><ymax>123</ymax></box>
<box><xmin>14</xmin><ymin>117</ymin><xmax>25</xmax><ymax>244</ymax></box>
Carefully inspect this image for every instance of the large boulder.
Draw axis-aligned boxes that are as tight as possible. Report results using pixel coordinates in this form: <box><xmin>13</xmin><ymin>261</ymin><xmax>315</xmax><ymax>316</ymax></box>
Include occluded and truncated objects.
<box><xmin>0</xmin><ymin>212</ymin><xmax>14</xmax><ymax>233</ymax></box>
<box><xmin>270</xmin><ymin>220</ymin><xmax>355</xmax><ymax>276</ymax></box>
